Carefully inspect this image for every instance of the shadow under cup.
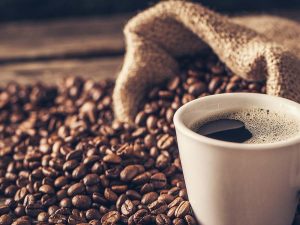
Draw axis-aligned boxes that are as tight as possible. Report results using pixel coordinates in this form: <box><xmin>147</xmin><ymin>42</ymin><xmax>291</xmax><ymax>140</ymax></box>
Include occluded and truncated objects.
<box><xmin>173</xmin><ymin>93</ymin><xmax>300</xmax><ymax>225</ymax></box>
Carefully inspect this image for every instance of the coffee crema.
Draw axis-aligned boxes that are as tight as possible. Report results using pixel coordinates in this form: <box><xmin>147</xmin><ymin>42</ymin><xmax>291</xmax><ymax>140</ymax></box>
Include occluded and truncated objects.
<box><xmin>191</xmin><ymin>108</ymin><xmax>300</xmax><ymax>144</ymax></box>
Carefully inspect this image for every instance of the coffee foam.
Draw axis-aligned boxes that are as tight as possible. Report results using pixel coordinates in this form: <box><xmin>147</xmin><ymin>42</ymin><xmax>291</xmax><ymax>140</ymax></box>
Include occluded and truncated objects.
<box><xmin>191</xmin><ymin>108</ymin><xmax>300</xmax><ymax>144</ymax></box>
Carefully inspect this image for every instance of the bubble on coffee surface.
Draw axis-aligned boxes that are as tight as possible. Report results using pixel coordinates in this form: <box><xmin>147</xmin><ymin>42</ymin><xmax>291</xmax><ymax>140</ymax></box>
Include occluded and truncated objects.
<box><xmin>191</xmin><ymin>108</ymin><xmax>300</xmax><ymax>144</ymax></box>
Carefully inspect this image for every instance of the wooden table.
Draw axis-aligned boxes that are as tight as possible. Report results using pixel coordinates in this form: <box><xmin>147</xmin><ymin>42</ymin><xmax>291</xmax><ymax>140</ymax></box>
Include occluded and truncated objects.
<box><xmin>0</xmin><ymin>11</ymin><xmax>299</xmax><ymax>85</ymax></box>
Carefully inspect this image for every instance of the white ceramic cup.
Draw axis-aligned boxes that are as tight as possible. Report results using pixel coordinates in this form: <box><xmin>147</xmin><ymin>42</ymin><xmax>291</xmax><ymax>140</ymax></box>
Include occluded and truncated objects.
<box><xmin>173</xmin><ymin>93</ymin><xmax>300</xmax><ymax>225</ymax></box>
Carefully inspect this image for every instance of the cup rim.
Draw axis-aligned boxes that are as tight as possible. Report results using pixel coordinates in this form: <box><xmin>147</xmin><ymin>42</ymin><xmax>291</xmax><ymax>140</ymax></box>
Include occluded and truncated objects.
<box><xmin>173</xmin><ymin>93</ymin><xmax>300</xmax><ymax>151</ymax></box>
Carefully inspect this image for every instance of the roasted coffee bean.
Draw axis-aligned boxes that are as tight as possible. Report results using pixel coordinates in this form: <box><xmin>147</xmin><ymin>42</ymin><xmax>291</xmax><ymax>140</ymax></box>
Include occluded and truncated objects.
<box><xmin>0</xmin><ymin>205</ymin><xmax>10</xmax><ymax>215</ymax></box>
<box><xmin>12</xmin><ymin>218</ymin><xmax>31</xmax><ymax>225</ymax></box>
<box><xmin>25</xmin><ymin>203</ymin><xmax>43</xmax><ymax>217</ymax></box>
<box><xmin>37</xmin><ymin>212</ymin><xmax>49</xmax><ymax>222</ymax></box>
<box><xmin>141</xmin><ymin>192</ymin><xmax>158</xmax><ymax>205</ymax></box>
<box><xmin>167</xmin><ymin>77</ymin><xmax>180</xmax><ymax>91</ymax></box>
<box><xmin>175</xmin><ymin>201</ymin><xmax>191</xmax><ymax>218</ymax></box>
<box><xmin>156</xmin><ymin>213</ymin><xmax>171</xmax><ymax>225</ymax></box>
<box><xmin>158</xmin><ymin>194</ymin><xmax>175</xmax><ymax>204</ymax></box>
<box><xmin>72</xmin><ymin>195</ymin><xmax>92</xmax><ymax>209</ymax></box>
<box><xmin>157</xmin><ymin>134</ymin><xmax>174</xmax><ymax>150</ymax></box>
<box><xmin>126</xmin><ymin>190</ymin><xmax>141</xmax><ymax>200</ymax></box>
<box><xmin>121</xmin><ymin>199</ymin><xmax>136</xmax><ymax>216</ymax></box>
<box><xmin>120</xmin><ymin>165</ymin><xmax>145</xmax><ymax>182</ymax></box>
<box><xmin>116</xmin><ymin>194</ymin><xmax>128</xmax><ymax>211</ymax></box>
<box><xmin>39</xmin><ymin>184</ymin><xmax>55</xmax><ymax>195</ymax></box>
<box><xmin>60</xmin><ymin>198</ymin><xmax>72</xmax><ymax>208</ymax></box>
<box><xmin>14</xmin><ymin>206</ymin><xmax>26</xmax><ymax>217</ymax></box>
<box><xmin>168</xmin><ymin>197</ymin><xmax>184</xmax><ymax>208</ymax></box>
<box><xmin>63</xmin><ymin>160</ymin><xmax>79</xmax><ymax>171</ymax></box>
<box><xmin>54</xmin><ymin>176</ymin><xmax>68</xmax><ymax>188</ymax></box>
<box><xmin>103</xmin><ymin>153</ymin><xmax>121</xmax><ymax>164</ymax></box>
<box><xmin>72</xmin><ymin>165</ymin><xmax>87</xmax><ymax>180</ymax></box>
<box><xmin>148</xmin><ymin>200</ymin><xmax>168</xmax><ymax>214</ymax></box>
<box><xmin>85</xmin><ymin>209</ymin><xmax>101</xmax><ymax>220</ymax></box>
<box><xmin>104</xmin><ymin>188</ymin><xmax>118</xmax><ymax>202</ymax></box>
<box><xmin>185</xmin><ymin>214</ymin><xmax>198</xmax><ymax>225</ymax></box>
<box><xmin>14</xmin><ymin>187</ymin><xmax>27</xmax><ymax>202</ymax></box>
<box><xmin>150</xmin><ymin>173</ymin><xmax>167</xmax><ymax>189</ymax></box>
<box><xmin>188</xmin><ymin>82</ymin><xmax>206</xmax><ymax>96</ymax></box>
<box><xmin>92</xmin><ymin>192</ymin><xmax>108</xmax><ymax>205</ymax></box>
<box><xmin>0</xmin><ymin>214</ymin><xmax>13</xmax><ymax>225</ymax></box>
<box><xmin>0</xmin><ymin>52</ymin><xmax>265</xmax><ymax>224</ymax></box>
<box><xmin>111</xmin><ymin>184</ymin><xmax>128</xmax><ymax>193</ymax></box>
<box><xmin>48</xmin><ymin>213</ymin><xmax>67</xmax><ymax>223</ymax></box>
<box><xmin>101</xmin><ymin>211</ymin><xmax>120</xmax><ymax>225</ymax></box>
<box><xmin>173</xmin><ymin>218</ymin><xmax>186</xmax><ymax>225</ymax></box>
<box><xmin>5</xmin><ymin>198</ymin><xmax>17</xmax><ymax>209</ymax></box>
<box><xmin>133</xmin><ymin>209</ymin><xmax>152</xmax><ymax>224</ymax></box>
<box><xmin>67</xmin><ymin>183</ymin><xmax>85</xmax><ymax>196</ymax></box>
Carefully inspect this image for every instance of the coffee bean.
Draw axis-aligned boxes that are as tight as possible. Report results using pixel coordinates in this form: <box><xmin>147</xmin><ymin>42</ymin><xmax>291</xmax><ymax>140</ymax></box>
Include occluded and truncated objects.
<box><xmin>48</xmin><ymin>213</ymin><xmax>67</xmax><ymax>223</ymax></box>
<box><xmin>150</xmin><ymin>173</ymin><xmax>167</xmax><ymax>189</ymax></box>
<box><xmin>121</xmin><ymin>199</ymin><xmax>136</xmax><ymax>216</ymax></box>
<box><xmin>156</xmin><ymin>213</ymin><xmax>171</xmax><ymax>225</ymax></box>
<box><xmin>167</xmin><ymin>77</ymin><xmax>180</xmax><ymax>91</ymax></box>
<box><xmin>72</xmin><ymin>165</ymin><xmax>87</xmax><ymax>180</ymax></box>
<box><xmin>0</xmin><ymin>52</ymin><xmax>266</xmax><ymax>224</ymax></box>
<box><xmin>133</xmin><ymin>209</ymin><xmax>152</xmax><ymax>224</ymax></box>
<box><xmin>63</xmin><ymin>160</ymin><xmax>79</xmax><ymax>171</ymax></box>
<box><xmin>14</xmin><ymin>206</ymin><xmax>25</xmax><ymax>217</ymax></box>
<box><xmin>158</xmin><ymin>194</ymin><xmax>175</xmax><ymax>204</ymax></box>
<box><xmin>173</xmin><ymin>218</ymin><xmax>185</xmax><ymax>225</ymax></box>
<box><xmin>148</xmin><ymin>200</ymin><xmax>168</xmax><ymax>214</ymax></box>
<box><xmin>157</xmin><ymin>134</ymin><xmax>174</xmax><ymax>150</ymax></box>
<box><xmin>0</xmin><ymin>205</ymin><xmax>9</xmax><ymax>215</ymax></box>
<box><xmin>72</xmin><ymin>195</ymin><xmax>91</xmax><ymax>209</ymax></box>
<box><xmin>103</xmin><ymin>153</ymin><xmax>121</xmax><ymax>164</ymax></box>
<box><xmin>120</xmin><ymin>165</ymin><xmax>145</xmax><ymax>182</ymax></box>
<box><xmin>104</xmin><ymin>188</ymin><xmax>118</xmax><ymax>202</ymax></box>
<box><xmin>111</xmin><ymin>184</ymin><xmax>128</xmax><ymax>193</ymax></box>
<box><xmin>168</xmin><ymin>197</ymin><xmax>183</xmax><ymax>211</ymax></box>
<box><xmin>39</xmin><ymin>184</ymin><xmax>55</xmax><ymax>195</ymax></box>
<box><xmin>135</xmin><ymin>111</ymin><xmax>147</xmax><ymax>126</ymax></box>
<box><xmin>185</xmin><ymin>214</ymin><xmax>198</xmax><ymax>225</ymax></box>
<box><xmin>14</xmin><ymin>187</ymin><xmax>27</xmax><ymax>202</ymax></box>
<box><xmin>208</xmin><ymin>76</ymin><xmax>222</xmax><ymax>93</ymax></box>
<box><xmin>126</xmin><ymin>190</ymin><xmax>141</xmax><ymax>200</ymax></box>
<box><xmin>101</xmin><ymin>211</ymin><xmax>120</xmax><ymax>225</ymax></box>
<box><xmin>175</xmin><ymin>201</ymin><xmax>191</xmax><ymax>218</ymax></box>
<box><xmin>188</xmin><ymin>82</ymin><xmax>206</xmax><ymax>96</ymax></box>
<box><xmin>54</xmin><ymin>176</ymin><xmax>68</xmax><ymax>188</ymax></box>
<box><xmin>60</xmin><ymin>198</ymin><xmax>72</xmax><ymax>208</ymax></box>
<box><xmin>25</xmin><ymin>203</ymin><xmax>43</xmax><ymax>217</ymax></box>
<box><xmin>146</xmin><ymin>115</ymin><xmax>158</xmax><ymax>130</ymax></box>
<box><xmin>0</xmin><ymin>214</ymin><xmax>13</xmax><ymax>225</ymax></box>
<box><xmin>67</xmin><ymin>183</ymin><xmax>85</xmax><ymax>196</ymax></box>
<box><xmin>12</xmin><ymin>218</ymin><xmax>31</xmax><ymax>225</ymax></box>
<box><xmin>141</xmin><ymin>192</ymin><xmax>158</xmax><ymax>205</ymax></box>
<box><xmin>85</xmin><ymin>209</ymin><xmax>101</xmax><ymax>220</ymax></box>
<box><xmin>116</xmin><ymin>194</ymin><xmax>128</xmax><ymax>211</ymax></box>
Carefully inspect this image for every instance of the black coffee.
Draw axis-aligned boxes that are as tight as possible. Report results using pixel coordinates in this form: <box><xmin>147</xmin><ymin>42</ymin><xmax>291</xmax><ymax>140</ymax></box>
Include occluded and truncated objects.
<box><xmin>191</xmin><ymin>108</ymin><xmax>300</xmax><ymax>144</ymax></box>
<box><xmin>196</xmin><ymin>119</ymin><xmax>252</xmax><ymax>143</ymax></box>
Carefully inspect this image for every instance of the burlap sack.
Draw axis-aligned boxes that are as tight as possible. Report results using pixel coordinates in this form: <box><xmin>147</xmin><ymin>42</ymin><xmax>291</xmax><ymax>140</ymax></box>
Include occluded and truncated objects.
<box><xmin>113</xmin><ymin>1</ymin><xmax>300</xmax><ymax>123</ymax></box>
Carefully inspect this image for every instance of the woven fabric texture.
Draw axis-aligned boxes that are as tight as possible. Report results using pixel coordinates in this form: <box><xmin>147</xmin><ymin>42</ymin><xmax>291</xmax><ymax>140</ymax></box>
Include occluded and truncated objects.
<box><xmin>113</xmin><ymin>1</ymin><xmax>300</xmax><ymax>122</ymax></box>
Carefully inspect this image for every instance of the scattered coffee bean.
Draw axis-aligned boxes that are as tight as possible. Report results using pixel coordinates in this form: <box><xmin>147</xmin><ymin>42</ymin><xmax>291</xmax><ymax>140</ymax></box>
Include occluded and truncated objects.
<box><xmin>0</xmin><ymin>51</ymin><xmax>267</xmax><ymax>224</ymax></box>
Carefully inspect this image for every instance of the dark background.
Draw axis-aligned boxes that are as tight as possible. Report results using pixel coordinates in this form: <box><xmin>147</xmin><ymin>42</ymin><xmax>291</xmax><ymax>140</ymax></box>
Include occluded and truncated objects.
<box><xmin>0</xmin><ymin>0</ymin><xmax>299</xmax><ymax>22</ymax></box>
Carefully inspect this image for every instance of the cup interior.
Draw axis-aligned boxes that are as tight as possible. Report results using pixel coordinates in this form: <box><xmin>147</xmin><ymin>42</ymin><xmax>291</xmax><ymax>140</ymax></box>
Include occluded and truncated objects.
<box><xmin>173</xmin><ymin>93</ymin><xmax>300</xmax><ymax>149</ymax></box>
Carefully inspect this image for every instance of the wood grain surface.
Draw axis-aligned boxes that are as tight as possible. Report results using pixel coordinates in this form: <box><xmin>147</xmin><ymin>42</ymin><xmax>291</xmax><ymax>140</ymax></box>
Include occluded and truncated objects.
<box><xmin>0</xmin><ymin>11</ymin><xmax>299</xmax><ymax>85</ymax></box>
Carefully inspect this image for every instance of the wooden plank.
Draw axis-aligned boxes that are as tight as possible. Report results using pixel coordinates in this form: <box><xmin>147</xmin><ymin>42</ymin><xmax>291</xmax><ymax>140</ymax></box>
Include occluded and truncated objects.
<box><xmin>0</xmin><ymin>57</ymin><xmax>122</xmax><ymax>85</ymax></box>
<box><xmin>0</xmin><ymin>14</ymin><xmax>130</xmax><ymax>61</ymax></box>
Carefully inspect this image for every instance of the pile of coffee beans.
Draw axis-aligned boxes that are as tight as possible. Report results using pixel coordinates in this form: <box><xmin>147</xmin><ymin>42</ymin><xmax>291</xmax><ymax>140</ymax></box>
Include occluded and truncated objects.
<box><xmin>0</xmin><ymin>51</ymin><xmax>268</xmax><ymax>225</ymax></box>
